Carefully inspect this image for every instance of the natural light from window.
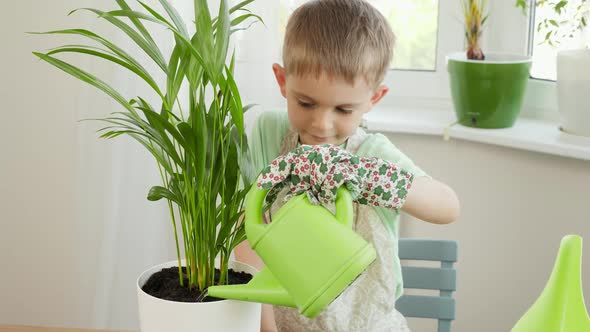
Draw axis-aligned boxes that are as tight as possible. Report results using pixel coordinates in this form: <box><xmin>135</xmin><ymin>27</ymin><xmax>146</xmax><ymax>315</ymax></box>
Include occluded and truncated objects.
<box><xmin>279</xmin><ymin>0</ymin><xmax>440</xmax><ymax>71</ymax></box>
<box><xmin>530</xmin><ymin>0</ymin><xmax>590</xmax><ymax>80</ymax></box>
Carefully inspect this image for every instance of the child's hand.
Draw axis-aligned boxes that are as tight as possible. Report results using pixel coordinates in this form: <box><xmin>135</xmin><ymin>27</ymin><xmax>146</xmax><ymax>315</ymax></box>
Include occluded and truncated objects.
<box><xmin>256</xmin><ymin>144</ymin><xmax>414</xmax><ymax>210</ymax></box>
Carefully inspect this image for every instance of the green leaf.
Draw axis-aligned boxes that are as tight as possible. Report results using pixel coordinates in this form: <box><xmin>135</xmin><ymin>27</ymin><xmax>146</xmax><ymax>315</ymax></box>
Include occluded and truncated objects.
<box><xmin>166</xmin><ymin>42</ymin><xmax>193</xmax><ymax>111</ymax></box>
<box><xmin>134</xmin><ymin>103</ymin><xmax>184</xmax><ymax>166</ymax></box>
<box><xmin>177</xmin><ymin>122</ymin><xmax>198</xmax><ymax>161</ymax></box>
<box><xmin>33</xmin><ymin>52</ymin><xmax>133</xmax><ymax>112</ymax></box>
<box><xmin>103</xmin><ymin>2</ymin><xmax>197</xmax><ymax>78</ymax></box>
<box><xmin>544</xmin><ymin>30</ymin><xmax>553</xmax><ymax>42</ymax></box>
<box><xmin>223</xmin><ymin>66</ymin><xmax>244</xmax><ymax>135</ymax></box>
<box><xmin>148</xmin><ymin>185</ymin><xmax>180</xmax><ymax>203</ymax></box>
<box><xmin>231</xmin><ymin>13</ymin><xmax>263</xmax><ymax>27</ymax></box>
<box><xmin>30</xmin><ymin>29</ymin><xmax>147</xmax><ymax>76</ymax></box>
<box><xmin>228</xmin><ymin>51</ymin><xmax>236</xmax><ymax>75</ymax></box>
<box><xmin>229</xmin><ymin>0</ymin><xmax>255</xmax><ymax>14</ymax></box>
<box><xmin>213</xmin><ymin>10</ymin><xmax>264</xmax><ymax>31</ymax></box>
<box><xmin>106</xmin><ymin>9</ymin><xmax>164</xmax><ymax>25</ymax></box>
<box><xmin>515</xmin><ymin>0</ymin><xmax>527</xmax><ymax>13</ymax></box>
<box><xmin>242</xmin><ymin>103</ymin><xmax>256</xmax><ymax>114</ymax></box>
<box><xmin>137</xmin><ymin>1</ymin><xmax>179</xmax><ymax>32</ymax></box>
<box><xmin>114</xmin><ymin>0</ymin><xmax>158</xmax><ymax>49</ymax></box>
<box><xmin>158</xmin><ymin>0</ymin><xmax>190</xmax><ymax>39</ymax></box>
<box><xmin>222</xmin><ymin>143</ymin><xmax>239</xmax><ymax>204</ymax></box>
<box><xmin>34</xmin><ymin>0</ymin><xmax>259</xmax><ymax>292</ymax></box>
<box><xmin>46</xmin><ymin>46</ymin><xmax>164</xmax><ymax>100</ymax></box>
<box><xmin>71</xmin><ymin>8</ymin><xmax>168</xmax><ymax>73</ymax></box>
<box><xmin>192</xmin><ymin>105</ymin><xmax>207</xmax><ymax>186</ymax></box>
<box><xmin>554</xmin><ymin>0</ymin><xmax>567</xmax><ymax>14</ymax></box>
<box><xmin>215</xmin><ymin>0</ymin><xmax>231</xmax><ymax>76</ymax></box>
<box><xmin>137</xmin><ymin>136</ymin><xmax>177</xmax><ymax>174</ymax></box>
<box><xmin>194</xmin><ymin>0</ymin><xmax>214</xmax><ymax>71</ymax></box>
<box><xmin>229</xmin><ymin>20</ymin><xmax>259</xmax><ymax>35</ymax></box>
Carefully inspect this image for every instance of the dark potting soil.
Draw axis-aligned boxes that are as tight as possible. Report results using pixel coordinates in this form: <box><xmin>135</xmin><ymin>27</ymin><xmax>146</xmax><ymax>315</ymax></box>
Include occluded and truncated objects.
<box><xmin>142</xmin><ymin>266</ymin><xmax>253</xmax><ymax>302</ymax></box>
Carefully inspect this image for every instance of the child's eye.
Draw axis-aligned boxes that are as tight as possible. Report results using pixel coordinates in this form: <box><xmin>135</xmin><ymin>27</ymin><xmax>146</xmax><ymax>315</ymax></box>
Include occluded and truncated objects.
<box><xmin>336</xmin><ymin>107</ymin><xmax>353</xmax><ymax>114</ymax></box>
<box><xmin>298</xmin><ymin>100</ymin><xmax>314</xmax><ymax>108</ymax></box>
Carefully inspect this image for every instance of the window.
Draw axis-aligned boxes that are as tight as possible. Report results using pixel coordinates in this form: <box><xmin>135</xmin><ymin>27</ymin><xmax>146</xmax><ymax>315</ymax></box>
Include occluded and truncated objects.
<box><xmin>279</xmin><ymin>0</ymin><xmax>440</xmax><ymax>71</ymax></box>
<box><xmin>529</xmin><ymin>0</ymin><xmax>590</xmax><ymax>80</ymax></box>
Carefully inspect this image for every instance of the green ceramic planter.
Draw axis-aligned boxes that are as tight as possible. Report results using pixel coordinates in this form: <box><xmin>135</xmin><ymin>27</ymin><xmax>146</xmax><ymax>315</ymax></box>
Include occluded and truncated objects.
<box><xmin>447</xmin><ymin>52</ymin><xmax>532</xmax><ymax>128</ymax></box>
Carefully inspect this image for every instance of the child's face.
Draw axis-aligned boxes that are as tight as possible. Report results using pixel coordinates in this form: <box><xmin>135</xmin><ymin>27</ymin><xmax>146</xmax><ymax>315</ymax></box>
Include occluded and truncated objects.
<box><xmin>272</xmin><ymin>64</ymin><xmax>388</xmax><ymax>146</ymax></box>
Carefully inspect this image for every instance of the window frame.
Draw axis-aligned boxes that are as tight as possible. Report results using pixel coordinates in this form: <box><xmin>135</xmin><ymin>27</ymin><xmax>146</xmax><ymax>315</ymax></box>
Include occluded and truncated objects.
<box><xmin>379</xmin><ymin>0</ymin><xmax>462</xmax><ymax>106</ymax></box>
<box><xmin>379</xmin><ymin>1</ymin><xmax>559</xmax><ymax>121</ymax></box>
<box><xmin>234</xmin><ymin>0</ymin><xmax>560</xmax><ymax>119</ymax></box>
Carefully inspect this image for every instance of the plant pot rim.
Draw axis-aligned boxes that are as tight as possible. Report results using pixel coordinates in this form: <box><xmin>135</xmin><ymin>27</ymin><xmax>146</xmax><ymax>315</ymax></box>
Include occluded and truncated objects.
<box><xmin>136</xmin><ymin>259</ymin><xmax>258</xmax><ymax>305</ymax></box>
<box><xmin>446</xmin><ymin>51</ymin><xmax>532</xmax><ymax>64</ymax></box>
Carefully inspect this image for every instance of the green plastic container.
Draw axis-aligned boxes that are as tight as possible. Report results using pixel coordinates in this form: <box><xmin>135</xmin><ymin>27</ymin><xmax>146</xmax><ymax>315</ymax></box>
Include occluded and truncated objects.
<box><xmin>512</xmin><ymin>235</ymin><xmax>590</xmax><ymax>331</ymax></box>
<box><xmin>447</xmin><ymin>52</ymin><xmax>532</xmax><ymax>128</ymax></box>
<box><xmin>207</xmin><ymin>185</ymin><xmax>376</xmax><ymax>318</ymax></box>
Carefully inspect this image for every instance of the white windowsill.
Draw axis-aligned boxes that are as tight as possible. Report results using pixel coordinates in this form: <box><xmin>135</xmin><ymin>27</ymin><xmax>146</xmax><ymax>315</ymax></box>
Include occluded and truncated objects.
<box><xmin>364</xmin><ymin>108</ymin><xmax>590</xmax><ymax>161</ymax></box>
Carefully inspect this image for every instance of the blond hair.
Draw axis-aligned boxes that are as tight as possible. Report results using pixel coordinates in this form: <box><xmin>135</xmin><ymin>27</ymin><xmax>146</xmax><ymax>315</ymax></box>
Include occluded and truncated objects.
<box><xmin>282</xmin><ymin>0</ymin><xmax>395</xmax><ymax>89</ymax></box>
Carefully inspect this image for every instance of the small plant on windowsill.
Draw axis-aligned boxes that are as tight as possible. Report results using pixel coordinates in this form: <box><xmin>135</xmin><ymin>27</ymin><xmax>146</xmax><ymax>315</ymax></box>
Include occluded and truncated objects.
<box><xmin>447</xmin><ymin>0</ymin><xmax>532</xmax><ymax>129</ymax></box>
<box><xmin>515</xmin><ymin>0</ymin><xmax>590</xmax><ymax>48</ymax></box>
<box><xmin>461</xmin><ymin>0</ymin><xmax>489</xmax><ymax>60</ymax></box>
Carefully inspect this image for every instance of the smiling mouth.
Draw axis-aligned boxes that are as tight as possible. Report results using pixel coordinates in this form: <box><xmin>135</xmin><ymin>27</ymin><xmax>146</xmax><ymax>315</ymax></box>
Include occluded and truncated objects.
<box><xmin>310</xmin><ymin>135</ymin><xmax>329</xmax><ymax>141</ymax></box>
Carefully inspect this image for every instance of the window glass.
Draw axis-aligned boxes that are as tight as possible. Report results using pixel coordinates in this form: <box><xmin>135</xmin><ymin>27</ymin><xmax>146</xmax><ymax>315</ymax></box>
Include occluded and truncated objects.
<box><xmin>529</xmin><ymin>0</ymin><xmax>590</xmax><ymax>80</ymax></box>
<box><xmin>279</xmin><ymin>0</ymin><xmax>440</xmax><ymax>71</ymax></box>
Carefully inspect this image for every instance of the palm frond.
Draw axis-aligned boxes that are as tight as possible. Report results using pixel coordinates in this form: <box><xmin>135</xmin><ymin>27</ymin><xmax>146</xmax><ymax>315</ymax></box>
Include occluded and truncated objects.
<box><xmin>34</xmin><ymin>0</ymin><xmax>261</xmax><ymax>292</ymax></box>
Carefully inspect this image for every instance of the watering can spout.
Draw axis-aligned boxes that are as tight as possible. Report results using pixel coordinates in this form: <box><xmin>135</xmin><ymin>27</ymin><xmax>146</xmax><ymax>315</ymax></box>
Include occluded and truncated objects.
<box><xmin>207</xmin><ymin>266</ymin><xmax>296</xmax><ymax>308</ymax></box>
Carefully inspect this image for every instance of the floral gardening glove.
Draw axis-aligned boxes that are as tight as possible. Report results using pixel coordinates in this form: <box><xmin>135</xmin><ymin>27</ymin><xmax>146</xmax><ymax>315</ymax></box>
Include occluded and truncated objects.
<box><xmin>256</xmin><ymin>144</ymin><xmax>414</xmax><ymax>210</ymax></box>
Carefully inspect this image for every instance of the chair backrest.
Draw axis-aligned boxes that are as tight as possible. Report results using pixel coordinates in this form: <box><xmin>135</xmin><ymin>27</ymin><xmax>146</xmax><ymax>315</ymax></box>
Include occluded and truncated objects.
<box><xmin>395</xmin><ymin>238</ymin><xmax>458</xmax><ymax>332</ymax></box>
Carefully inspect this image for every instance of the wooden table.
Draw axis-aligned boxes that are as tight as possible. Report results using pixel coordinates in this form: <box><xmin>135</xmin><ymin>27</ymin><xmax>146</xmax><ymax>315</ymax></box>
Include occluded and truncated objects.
<box><xmin>0</xmin><ymin>326</ymin><xmax>127</xmax><ymax>332</ymax></box>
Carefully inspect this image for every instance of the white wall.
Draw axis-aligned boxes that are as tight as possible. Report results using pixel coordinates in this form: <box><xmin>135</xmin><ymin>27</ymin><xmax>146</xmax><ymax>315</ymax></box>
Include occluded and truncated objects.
<box><xmin>1</xmin><ymin>0</ymin><xmax>89</xmax><ymax>327</ymax></box>
<box><xmin>1</xmin><ymin>1</ymin><xmax>178</xmax><ymax>330</ymax></box>
<box><xmin>386</xmin><ymin>132</ymin><xmax>590</xmax><ymax>332</ymax></box>
<box><xmin>2</xmin><ymin>1</ymin><xmax>589</xmax><ymax>331</ymax></box>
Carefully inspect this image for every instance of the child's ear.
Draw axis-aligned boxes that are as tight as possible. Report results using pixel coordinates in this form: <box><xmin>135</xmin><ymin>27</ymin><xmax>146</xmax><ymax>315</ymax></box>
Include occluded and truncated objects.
<box><xmin>272</xmin><ymin>63</ymin><xmax>287</xmax><ymax>98</ymax></box>
<box><xmin>369</xmin><ymin>85</ymin><xmax>389</xmax><ymax>106</ymax></box>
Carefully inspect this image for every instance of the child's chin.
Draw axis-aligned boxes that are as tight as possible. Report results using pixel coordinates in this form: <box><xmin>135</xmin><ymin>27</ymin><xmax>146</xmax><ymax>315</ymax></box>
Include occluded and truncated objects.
<box><xmin>300</xmin><ymin>135</ymin><xmax>335</xmax><ymax>145</ymax></box>
<box><xmin>304</xmin><ymin>138</ymin><xmax>331</xmax><ymax>145</ymax></box>
<box><xmin>299</xmin><ymin>133</ymin><xmax>346</xmax><ymax>146</ymax></box>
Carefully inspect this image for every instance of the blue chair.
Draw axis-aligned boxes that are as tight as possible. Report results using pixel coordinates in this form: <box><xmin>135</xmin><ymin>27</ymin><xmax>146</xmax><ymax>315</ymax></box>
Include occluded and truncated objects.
<box><xmin>395</xmin><ymin>238</ymin><xmax>458</xmax><ymax>332</ymax></box>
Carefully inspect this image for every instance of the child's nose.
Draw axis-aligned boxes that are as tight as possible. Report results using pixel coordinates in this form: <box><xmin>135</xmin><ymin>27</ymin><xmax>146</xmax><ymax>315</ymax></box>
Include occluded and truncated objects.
<box><xmin>311</xmin><ymin>111</ymin><xmax>333</xmax><ymax>131</ymax></box>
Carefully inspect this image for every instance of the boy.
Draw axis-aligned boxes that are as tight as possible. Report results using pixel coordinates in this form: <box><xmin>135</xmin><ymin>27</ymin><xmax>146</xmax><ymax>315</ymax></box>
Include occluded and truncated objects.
<box><xmin>236</xmin><ymin>0</ymin><xmax>460</xmax><ymax>331</ymax></box>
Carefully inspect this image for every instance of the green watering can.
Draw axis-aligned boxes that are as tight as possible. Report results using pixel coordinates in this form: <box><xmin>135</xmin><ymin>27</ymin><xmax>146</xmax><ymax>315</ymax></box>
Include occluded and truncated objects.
<box><xmin>207</xmin><ymin>185</ymin><xmax>377</xmax><ymax>318</ymax></box>
<box><xmin>512</xmin><ymin>234</ymin><xmax>590</xmax><ymax>331</ymax></box>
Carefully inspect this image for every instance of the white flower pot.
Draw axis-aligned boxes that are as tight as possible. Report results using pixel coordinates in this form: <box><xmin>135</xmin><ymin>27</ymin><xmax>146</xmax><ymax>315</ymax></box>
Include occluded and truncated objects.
<box><xmin>557</xmin><ymin>49</ymin><xmax>590</xmax><ymax>137</ymax></box>
<box><xmin>137</xmin><ymin>260</ymin><xmax>261</xmax><ymax>332</ymax></box>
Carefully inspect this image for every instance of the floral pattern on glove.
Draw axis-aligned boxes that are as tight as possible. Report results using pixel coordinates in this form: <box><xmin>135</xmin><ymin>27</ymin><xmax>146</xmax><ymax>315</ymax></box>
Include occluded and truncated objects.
<box><xmin>256</xmin><ymin>144</ymin><xmax>414</xmax><ymax>210</ymax></box>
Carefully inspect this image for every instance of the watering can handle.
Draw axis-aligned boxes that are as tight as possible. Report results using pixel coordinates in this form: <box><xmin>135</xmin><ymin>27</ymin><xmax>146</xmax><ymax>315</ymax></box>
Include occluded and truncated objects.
<box><xmin>245</xmin><ymin>184</ymin><xmax>354</xmax><ymax>228</ymax></box>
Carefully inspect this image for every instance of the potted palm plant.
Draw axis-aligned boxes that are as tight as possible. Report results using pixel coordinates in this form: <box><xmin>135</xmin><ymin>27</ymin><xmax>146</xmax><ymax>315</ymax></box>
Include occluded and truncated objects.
<box><xmin>447</xmin><ymin>0</ymin><xmax>533</xmax><ymax>128</ymax></box>
<box><xmin>516</xmin><ymin>0</ymin><xmax>590</xmax><ymax>137</ymax></box>
<box><xmin>33</xmin><ymin>0</ymin><xmax>263</xmax><ymax>331</ymax></box>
